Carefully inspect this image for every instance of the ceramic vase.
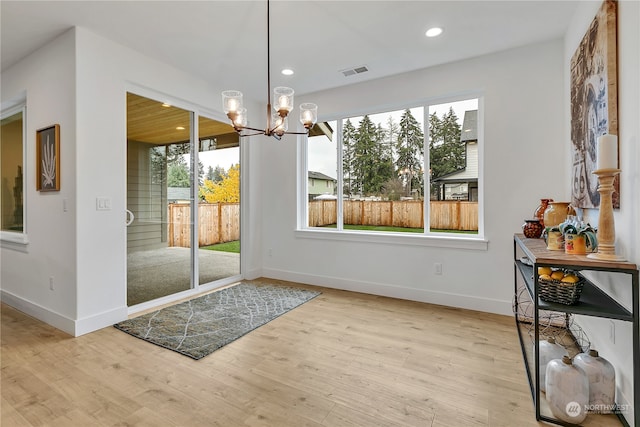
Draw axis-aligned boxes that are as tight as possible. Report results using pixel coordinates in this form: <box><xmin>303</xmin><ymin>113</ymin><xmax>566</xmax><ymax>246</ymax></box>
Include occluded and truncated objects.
<box><xmin>543</xmin><ymin>202</ymin><xmax>571</xmax><ymax>229</ymax></box>
<box><xmin>538</xmin><ymin>337</ymin><xmax>568</xmax><ymax>392</ymax></box>
<box><xmin>534</xmin><ymin>198</ymin><xmax>553</xmax><ymax>227</ymax></box>
<box><xmin>573</xmin><ymin>349</ymin><xmax>616</xmax><ymax>413</ymax></box>
<box><xmin>565</xmin><ymin>233</ymin><xmax>588</xmax><ymax>255</ymax></box>
<box><xmin>546</xmin><ymin>230</ymin><xmax>565</xmax><ymax>251</ymax></box>
<box><xmin>522</xmin><ymin>219</ymin><xmax>544</xmax><ymax>239</ymax></box>
<box><xmin>545</xmin><ymin>355</ymin><xmax>589</xmax><ymax>424</ymax></box>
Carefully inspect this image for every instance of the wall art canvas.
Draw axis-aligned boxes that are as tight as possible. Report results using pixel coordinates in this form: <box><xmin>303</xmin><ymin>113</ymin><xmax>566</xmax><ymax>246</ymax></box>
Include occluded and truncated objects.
<box><xmin>570</xmin><ymin>0</ymin><xmax>618</xmax><ymax>209</ymax></box>
<box><xmin>36</xmin><ymin>124</ymin><xmax>60</xmax><ymax>191</ymax></box>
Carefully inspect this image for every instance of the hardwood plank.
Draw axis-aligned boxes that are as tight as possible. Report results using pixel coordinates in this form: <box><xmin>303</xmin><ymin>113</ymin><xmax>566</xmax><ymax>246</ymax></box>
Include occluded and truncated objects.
<box><xmin>1</xmin><ymin>279</ymin><xmax>557</xmax><ymax>427</ymax></box>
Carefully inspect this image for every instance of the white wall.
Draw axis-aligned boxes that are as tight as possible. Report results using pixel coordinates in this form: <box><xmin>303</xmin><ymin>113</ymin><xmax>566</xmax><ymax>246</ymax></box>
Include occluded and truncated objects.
<box><xmin>564</xmin><ymin>1</ymin><xmax>640</xmax><ymax>422</ymax></box>
<box><xmin>1</xmin><ymin>27</ymin><xmax>265</xmax><ymax>335</ymax></box>
<box><xmin>260</xmin><ymin>39</ymin><xmax>567</xmax><ymax>315</ymax></box>
<box><xmin>0</xmin><ymin>29</ymin><xmax>78</xmax><ymax>333</ymax></box>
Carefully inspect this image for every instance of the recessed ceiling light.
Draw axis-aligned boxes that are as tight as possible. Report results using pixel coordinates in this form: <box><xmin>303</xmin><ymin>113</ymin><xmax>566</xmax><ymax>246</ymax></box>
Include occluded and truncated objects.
<box><xmin>281</xmin><ymin>68</ymin><xmax>294</xmax><ymax>76</ymax></box>
<box><xmin>176</xmin><ymin>126</ymin><xmax>185</xmax><ymax>130</ymax></box>
<box><xmin>425</xmin><ymin>27</ymin><xmax>443</xmax><ymax>38</ymax></box>
<box><xmin>162</xmin><ymin>102</ymin><xmax>171</xmax><ymax>107</ymax></box>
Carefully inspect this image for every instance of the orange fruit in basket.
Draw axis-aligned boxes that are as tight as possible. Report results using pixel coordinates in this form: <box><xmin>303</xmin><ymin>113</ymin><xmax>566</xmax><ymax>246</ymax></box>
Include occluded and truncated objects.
<box><xmin>538</xmin><ymin>267</ymin><xmax>553</xmax><ymax>276</ymax></box>
<box><xmin>539</xmin><ymin>274</ymin><xmax>552</xmax><ymax>281</ymax></box>
<box><xmin>561</xmin><ymin>274</ymin><xmax>579</xmax><ymax>283</ymax></box>
<box><xmin>551</xmin><ymin>271</ymin><xmax>565</xmax><ymax>281</ymax></box>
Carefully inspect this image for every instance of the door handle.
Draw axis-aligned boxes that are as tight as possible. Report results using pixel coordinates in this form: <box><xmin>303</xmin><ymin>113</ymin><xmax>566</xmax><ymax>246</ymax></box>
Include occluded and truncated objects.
<box><xmin>125</xmin><ymin>209</ymin><xmax>135</xmax><ymax>226</ymax></box>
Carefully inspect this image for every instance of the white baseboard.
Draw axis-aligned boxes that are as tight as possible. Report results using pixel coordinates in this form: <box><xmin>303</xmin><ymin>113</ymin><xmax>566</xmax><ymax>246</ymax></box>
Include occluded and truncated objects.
<box><xmin>1</xmin><ymin>290</ymin><xmax>76</xmax><ymax>335</ymax></box>
<box><xmin>75</xmin><ymin>306</ymin><xmax>129</xmax><ymax>336</ymax></box>
<box><xmin>243</xmin><ymin>268</ymin><xmax>263</xmax><ymax>281</ymax></box>
<box><xmin>1</xmin><ymin>289</ymin><xmax>128</xmax><ymax>337</ymax></box>
<box><xmin>261</xmin><ymin>267</ymin><xmax>512</xmax><ymax>316</ymax></box>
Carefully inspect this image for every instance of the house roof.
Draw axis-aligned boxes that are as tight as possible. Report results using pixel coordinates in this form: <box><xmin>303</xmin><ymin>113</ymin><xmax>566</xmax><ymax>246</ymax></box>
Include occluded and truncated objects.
<box><xmin>434</xmin><ymin>109</ymin><xmax>479</xmax><ymax>183</ymax></box>
<box><xmin>308</xmin><ymin>171</ymin><xmax>336</xmax><ymax>182</ymax></box>
<box><xmin>460</xmin><ymin>110</ymin><xmax>478</xmax><ymax>142</ymax></box>
<box><xmin>167</xmin><ymin>187</ymin><xmax>191</xmax><ymax>201</ymax></box>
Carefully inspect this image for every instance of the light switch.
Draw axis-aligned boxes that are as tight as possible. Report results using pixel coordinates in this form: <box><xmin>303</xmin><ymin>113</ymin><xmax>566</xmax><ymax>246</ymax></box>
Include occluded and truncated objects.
<box><xmin>96</xmin><ymin>197</ymin><xmax>112</xmax><ymax>211</ymax></box>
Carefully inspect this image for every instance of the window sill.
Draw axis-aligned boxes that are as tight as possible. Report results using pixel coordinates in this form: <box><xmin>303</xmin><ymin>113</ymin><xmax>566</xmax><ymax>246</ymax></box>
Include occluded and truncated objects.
<box><xmin>1</xmin><ymin>231</ymin><xmax>29</xmax><ymax>252</ymax></box>
<box><xmin>295</xmin><ymin>228</ymin><xmax>488</xmax><ymax>250</ymax></box>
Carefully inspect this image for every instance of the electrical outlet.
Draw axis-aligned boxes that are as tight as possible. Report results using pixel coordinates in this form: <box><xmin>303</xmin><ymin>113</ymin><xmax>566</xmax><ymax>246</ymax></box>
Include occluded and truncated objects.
<box><xmin>434</xmin><ymin>263</ymin><xmax>443</xmax><ymax>275</ymax></box>
<box><xmin>268</xmin><ymin>248</ymin><xmax>273</xmax><ymax>257</ymax></box>
<box><xmin>49</xmin><ymin>277</ymin><xmax>54</xmax><ymax>290</ymax></box>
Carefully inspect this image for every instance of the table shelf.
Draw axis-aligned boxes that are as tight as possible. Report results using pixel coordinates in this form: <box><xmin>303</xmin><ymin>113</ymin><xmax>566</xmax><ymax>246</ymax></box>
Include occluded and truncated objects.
<box><xmin>513</xmin><ymin>234</ymin><xmax>639</xmax><ymax>427</ymax></box>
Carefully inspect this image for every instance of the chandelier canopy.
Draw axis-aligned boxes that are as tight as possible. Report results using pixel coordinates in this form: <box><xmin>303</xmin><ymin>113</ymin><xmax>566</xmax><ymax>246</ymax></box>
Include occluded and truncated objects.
<box><xmin>222</xmin><ymin>0</ymin><xmax>318</xmax><ymax>140</ymax></box>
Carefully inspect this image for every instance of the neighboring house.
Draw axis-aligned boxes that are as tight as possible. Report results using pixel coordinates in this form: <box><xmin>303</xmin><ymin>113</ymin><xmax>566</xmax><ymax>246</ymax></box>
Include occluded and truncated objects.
<box><xmin>432</xmin><ymin>110</ymin><xmax>479</xmax><ymax>201</ymax></box>
<box><xmin>308</xmin><ymin>171</ymin><xmax>336</xmax><ymax>200</ymax></box>
<box><xmin>167</xmin><ymin>187</ymin><xmax>190</xmax><ymax>204</ymax></box>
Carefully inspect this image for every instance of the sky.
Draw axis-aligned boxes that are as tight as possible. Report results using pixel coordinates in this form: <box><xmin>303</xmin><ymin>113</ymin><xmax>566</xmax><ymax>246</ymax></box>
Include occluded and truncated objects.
<box><xmin>198</xmin><ymin>147</ymin><xmax>239</xmax><ymax>174</ymax></box>
<box><xmin>308</xmin><ymin>98</ymin><xmax>478</xmax><ymax>178</ymax></box>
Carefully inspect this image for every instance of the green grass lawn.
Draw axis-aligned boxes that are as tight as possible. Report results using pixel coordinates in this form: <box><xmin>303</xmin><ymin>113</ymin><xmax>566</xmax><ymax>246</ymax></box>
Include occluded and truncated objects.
<box><xmin>201</xmin><ymin>240</ymin><xmax>240</xmax><ymax>253</ymax></box>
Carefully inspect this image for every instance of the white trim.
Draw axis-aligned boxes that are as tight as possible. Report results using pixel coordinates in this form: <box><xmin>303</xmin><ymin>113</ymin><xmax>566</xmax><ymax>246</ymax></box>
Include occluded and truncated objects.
<box><xmin>294</xmin><ymin>228</ymin><xmax>488</xmax><ymax>250</ymax></box>
<box><xmin>75</xmin><ymin>306</ymin><xmax>129</xmax><ymax>336</ymax></box>
<box><xmin>262</xmin><ymin>267</ymin><xmax>510</xmax><ymax>315</ymax></box>
<box><xmin>1</xmin><ymin>103</ymin><xmax>28</xmax><ymax>245</ymax></box>
<box><xmin>0</xmin><ymin>290</ymin><xmax>76</xmax><ymax>336</ymax></box>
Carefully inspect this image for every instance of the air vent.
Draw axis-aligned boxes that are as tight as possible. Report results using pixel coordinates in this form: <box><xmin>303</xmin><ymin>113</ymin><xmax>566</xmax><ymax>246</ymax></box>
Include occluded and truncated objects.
<box><xmin>341</xmin><ymin>65</ymin><xmax>369</xmax><ymax>77</ymax></box>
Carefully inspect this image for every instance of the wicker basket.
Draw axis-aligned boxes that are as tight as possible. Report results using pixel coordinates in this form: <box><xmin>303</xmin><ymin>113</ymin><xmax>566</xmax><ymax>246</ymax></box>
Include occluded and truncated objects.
<box><xmin>538</xmin><ymin>271</ymin><xmax>584</xmax><ymax>305</ymax></box>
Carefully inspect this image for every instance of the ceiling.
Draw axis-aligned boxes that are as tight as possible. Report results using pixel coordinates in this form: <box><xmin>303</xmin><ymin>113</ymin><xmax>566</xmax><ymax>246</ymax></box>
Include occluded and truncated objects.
<box><xmin>2</xmin><ymin>0</ymin><xmax>583</xmax><ymax>106</ymax></box>
<box><xmin>126</xmin><ymin>92</ymin><xmax>239</xmax><ymax>146</ymax></box>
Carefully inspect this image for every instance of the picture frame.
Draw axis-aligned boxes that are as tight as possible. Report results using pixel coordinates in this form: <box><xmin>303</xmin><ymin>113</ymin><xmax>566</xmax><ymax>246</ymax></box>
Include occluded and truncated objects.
<box><xmin>570</xmin><ymin>0</ymin><xmax>618</xmax><ymax>209</ymax></box>
<box><xmin>36</xmin><ymin>124</ymin><xmax>60</xmax><ymax>191</ymax></box>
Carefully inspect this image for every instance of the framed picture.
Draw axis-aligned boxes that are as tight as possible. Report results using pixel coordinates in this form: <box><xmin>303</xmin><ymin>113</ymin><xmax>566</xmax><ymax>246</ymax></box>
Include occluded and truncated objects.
<box><xmin>570</xmin><ymin>0</ymin><xmax>618</xmax><ymax>209</ymax></box>
<box><xmin>36</xmin><ymin>124</ymin><xmax>60</xmax><ymax>191</ymax></box>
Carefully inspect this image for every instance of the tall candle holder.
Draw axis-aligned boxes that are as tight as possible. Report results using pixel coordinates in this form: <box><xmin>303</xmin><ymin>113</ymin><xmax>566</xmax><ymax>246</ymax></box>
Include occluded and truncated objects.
<box><xmin>587</xmin><ymin>168</ymin><xmax>626</xmax><ymax>261</ymax></box>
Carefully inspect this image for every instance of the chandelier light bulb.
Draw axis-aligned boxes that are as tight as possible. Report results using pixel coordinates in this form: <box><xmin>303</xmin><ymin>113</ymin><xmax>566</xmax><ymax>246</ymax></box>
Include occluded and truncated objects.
<box><xmin>234</xmin><ymin>108</ymin><xmax>247</xmax><ymax>129</ymax></box>
<box><xmin>222</xmin><ymin>90</ymin><xmax>243</xmax><ymax>114</ymax></box>
<box><xmin>274</xmin><ymin>87</ymin><xmax>294</xmax><ymax>115</ymax></box>
<box><xmin>299</xmin><ymin>103</ymin><xmax>318</xmax><ymax>129</ymax></box>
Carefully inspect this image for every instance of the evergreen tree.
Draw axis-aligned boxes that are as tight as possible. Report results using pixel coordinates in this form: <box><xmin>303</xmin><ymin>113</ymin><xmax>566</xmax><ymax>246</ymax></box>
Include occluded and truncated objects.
<box><xmin>429</xmin><ymin>107</ymin><xmax>465</xmax><ymax>197</ymax></box>
<box><xmin>385</xmin><ymin>116</ymin><xmax>399</xmax><ymax>162</ymax></box>
<box><xmin>396</xmin><ymin>109</ymin><xmax>424</xmax><ymax>197</ymax></box>
<box><xmin>206</xmin><ymin>165</ymin><xmax>215</xmax><ymax>181</ymax></box>
<box><xmin>211</xmin><ymin>165</ymin><xmax>226</xmax><ymax>183</ymax></box>
<box><xmin>352</xmin><ymin>115</ymin><xmax>393</xmax><ymax>195</ymax></box>
<box><xmin>342</xmin><ymin>119</ymin><xmax>357</xmax><ymax>197</ymax></box>
<box><xmin>167</xmin><ymin>155</ymin><xmax>190</xmax><ymax>187</ymax></box>
<box><xmin>197</xmin><ymin>160</ymin><xmax>205</xmax><ymax>186</ymax></box>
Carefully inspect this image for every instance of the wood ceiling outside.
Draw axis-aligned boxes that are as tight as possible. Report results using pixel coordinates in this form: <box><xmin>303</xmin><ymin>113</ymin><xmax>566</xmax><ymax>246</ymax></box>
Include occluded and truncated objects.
<box><xmin>127</xmin><ymin>92</ymin><xmax>332</xmax><ymax>146</ymax></box>
<box><xmin>126</xmin><ymin>92</ymin><xmax>238</xmax><ymax>147</ymax></box>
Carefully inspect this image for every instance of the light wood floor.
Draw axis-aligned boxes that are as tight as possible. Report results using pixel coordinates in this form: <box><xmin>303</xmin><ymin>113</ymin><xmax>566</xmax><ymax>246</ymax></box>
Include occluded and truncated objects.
<box><xmin>2</xmin><ymin>279</ymin><xmax>551</xmax><ymax>427</ymax></box>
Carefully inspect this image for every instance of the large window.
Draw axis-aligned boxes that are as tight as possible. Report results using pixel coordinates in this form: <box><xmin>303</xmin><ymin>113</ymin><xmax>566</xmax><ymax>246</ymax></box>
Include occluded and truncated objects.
<box><xmin>306</xmin><ymin>97</ymin><xmax>481</xmax><ymax>237</ymax></box>
<box><xmin>1</xmin><ymin>105</ymin><xmax>26</xmax><ymax>242</ymax></box>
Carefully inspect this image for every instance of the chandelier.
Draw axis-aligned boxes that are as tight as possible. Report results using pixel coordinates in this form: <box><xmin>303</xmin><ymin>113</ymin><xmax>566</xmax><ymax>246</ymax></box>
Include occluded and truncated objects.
<box><xmin>222</xmin><ymin>0</ymin><xmax>318</xmax><ymax>140</ymax></box>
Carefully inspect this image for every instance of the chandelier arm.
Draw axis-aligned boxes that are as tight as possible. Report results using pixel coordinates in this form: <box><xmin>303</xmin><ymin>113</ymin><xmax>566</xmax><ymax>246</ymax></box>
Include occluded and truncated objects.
<box><xmin>237</xmin><ymin>126</ymin><xmax>265</xmax><ymax>133</ymax></box>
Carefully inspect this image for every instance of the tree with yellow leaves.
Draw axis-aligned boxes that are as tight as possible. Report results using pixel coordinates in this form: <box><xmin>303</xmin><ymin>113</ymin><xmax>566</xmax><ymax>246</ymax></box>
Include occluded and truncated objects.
<box><xmin>199</xmin><ymin>164</ymin><xmax>240</xmax><ymax>203</ymax></box>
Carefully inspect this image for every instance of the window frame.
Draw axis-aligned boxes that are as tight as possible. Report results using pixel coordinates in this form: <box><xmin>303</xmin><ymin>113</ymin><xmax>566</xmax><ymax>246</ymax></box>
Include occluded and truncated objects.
<box><xmin>297</xmin><ymin>93</ymin><xmax>487</xmax><ymax>251</ymax></box>
<box><xmin>1</xmin><ymin>101</ymin><xmax>29</xmax><ymax>248</ymax></box>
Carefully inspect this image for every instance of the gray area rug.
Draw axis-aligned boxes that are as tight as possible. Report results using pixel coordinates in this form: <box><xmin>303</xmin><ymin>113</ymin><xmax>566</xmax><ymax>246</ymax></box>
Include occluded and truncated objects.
<box><xmin>114</xmin><ymin>281</ymin><xmax>320</xmax><ymax>360</ymax></box>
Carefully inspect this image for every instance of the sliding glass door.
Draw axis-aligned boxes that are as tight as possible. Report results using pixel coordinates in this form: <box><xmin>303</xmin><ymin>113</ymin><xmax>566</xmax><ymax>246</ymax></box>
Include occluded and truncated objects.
<box><xmin>126</xmin><ymin>92</ymin><xmax>239</xmax><ymax>306</ymax></box>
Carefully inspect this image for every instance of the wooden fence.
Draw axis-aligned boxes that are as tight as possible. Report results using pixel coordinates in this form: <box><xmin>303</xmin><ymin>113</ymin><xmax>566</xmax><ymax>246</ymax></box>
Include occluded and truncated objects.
<box><xmin>169</xmin><ymin>200</ymin><xmax>477</xmax><ymax>248</ymax></box>
<box><xmin>309</xmin><ymin>200</ymin><xmax>478</xmax><ymax>231</ymax></box>
<box><xmin>169</xmin><ymin>203</ymin><xmax>240</xmax><ymax>248</ymax></box>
